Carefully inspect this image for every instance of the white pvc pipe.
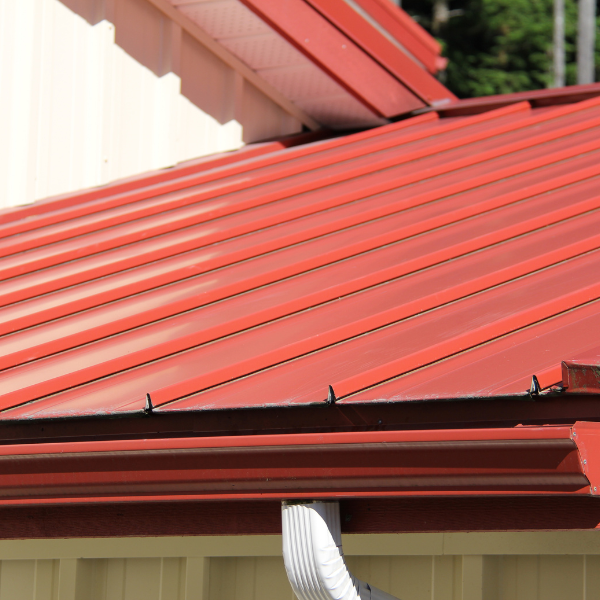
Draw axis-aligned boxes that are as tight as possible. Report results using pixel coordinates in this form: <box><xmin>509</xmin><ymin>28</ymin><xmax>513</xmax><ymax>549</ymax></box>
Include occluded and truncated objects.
<box><xmin>282</xmin><ymin>501</ymin><xmax>401</xmax><ymax>600</ymax></box>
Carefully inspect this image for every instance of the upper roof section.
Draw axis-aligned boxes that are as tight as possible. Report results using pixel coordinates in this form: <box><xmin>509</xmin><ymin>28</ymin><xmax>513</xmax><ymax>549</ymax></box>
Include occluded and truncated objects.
<box><xmin>1</xmin><ymin>84</ymin><xmax>600</xmax><ymax>420</ymax></box>
<box><xmin>169</xmin><ymin>0</ymin><xmax>455</xmax><ymax>128</ymax></box>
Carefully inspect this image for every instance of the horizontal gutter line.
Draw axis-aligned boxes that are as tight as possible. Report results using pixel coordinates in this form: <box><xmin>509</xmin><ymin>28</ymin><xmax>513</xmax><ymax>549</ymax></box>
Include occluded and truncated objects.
<box><xmin>0</xmin><ymin>488</ymin><xmax>590</xmax><ymax>508</ymax></box>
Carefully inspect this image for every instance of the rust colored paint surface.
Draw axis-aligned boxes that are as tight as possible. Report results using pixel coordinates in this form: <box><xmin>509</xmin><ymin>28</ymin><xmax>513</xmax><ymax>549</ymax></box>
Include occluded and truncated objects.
<box><xmin>562</xmin><ymin>347</ymin><xmax>600</xmax><ymax>394</ymax></box>
<box><xmin>0</xmin><ymin>98</ymin><xmax>600</xmax><ymax>420</ymax></box>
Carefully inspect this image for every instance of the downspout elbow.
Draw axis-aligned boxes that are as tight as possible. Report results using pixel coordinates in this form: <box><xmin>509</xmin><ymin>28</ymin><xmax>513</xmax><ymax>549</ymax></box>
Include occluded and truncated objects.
<box><xmin>282</xmin><ymin>501</ymin><xmax>400</xmax><ymax>600</ymax></box>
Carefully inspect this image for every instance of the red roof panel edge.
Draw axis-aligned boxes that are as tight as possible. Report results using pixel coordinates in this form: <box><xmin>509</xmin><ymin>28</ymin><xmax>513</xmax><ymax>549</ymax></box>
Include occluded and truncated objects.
<box><xmin>239</xmin><ymin>0</ymin><xmax>425</xmax><ymax>117</ymax></box>
<box><xmin>431</xmin><ymin>83</ymin><xmax>600</xmax><ymax>117</ymax></box>
<box><xmin>351</xmin><ymin>0</ymin><xmax>443</xmax><ymax>74</ymax></box>
<box><xmin>303</xmin><ymin>0</ymin><xmax>456</xmax><ymax>104</ymax></box>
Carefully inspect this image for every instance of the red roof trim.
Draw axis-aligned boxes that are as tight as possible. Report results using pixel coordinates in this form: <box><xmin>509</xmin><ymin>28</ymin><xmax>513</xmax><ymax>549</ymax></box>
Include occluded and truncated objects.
<box><xmin>434</xmin><ymin>83</ymin><xmax>600</xmax><ymax>117</ymax></box>
<box><xmin>239</xmin><ymin>0</ymin><xmax>425</xmax><ymax>117</ymax></box>
<box><xmin>0</xmin><ymin>426</ymin><xmax>589</xmax><ymax>506</ymax></box>
<box><xmin>302</xmin><ymin>0</ymin><xmax>455</xmax><ymax>104</ymax></box>
<box><xmin>351</xmin><ymin>0</ymin><xmax>442</xmax><ymax>72</ymax></box>
<box><xmin>562</xmin><ymin>347</ymin><xmax>600</xmax><ymax>394</ymax></box>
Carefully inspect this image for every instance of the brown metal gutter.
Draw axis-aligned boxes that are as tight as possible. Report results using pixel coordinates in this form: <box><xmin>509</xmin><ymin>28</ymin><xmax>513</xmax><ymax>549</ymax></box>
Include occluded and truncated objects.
<box><xmin>0</xmin><ymin>427</ymin><xmax>589</xmax><ymax>506</ymax></box>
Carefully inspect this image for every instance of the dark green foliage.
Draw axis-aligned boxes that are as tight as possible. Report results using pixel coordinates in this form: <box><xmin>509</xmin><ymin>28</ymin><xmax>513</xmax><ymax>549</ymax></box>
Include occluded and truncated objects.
<box><xmin>402</xmin><ymin>0</ymin><xmax>600</xmax><ymax>98</ymax></box>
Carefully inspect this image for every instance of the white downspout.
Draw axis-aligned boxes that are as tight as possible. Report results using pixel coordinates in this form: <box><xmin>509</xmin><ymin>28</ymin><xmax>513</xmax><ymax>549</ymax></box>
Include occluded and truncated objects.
<box><xmin>282</xmin><ymin>501</ymin><xmax>401</xmax><ymax>600</ymax></box>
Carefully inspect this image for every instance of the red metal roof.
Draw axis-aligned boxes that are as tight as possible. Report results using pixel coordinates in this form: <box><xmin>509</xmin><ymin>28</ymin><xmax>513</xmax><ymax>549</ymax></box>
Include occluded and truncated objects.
<box><xmin>2</xmin><ymin>90</ymin><xmax>600</xmax><ymax>420</ymax></box>
<box><xmin>242</xmin><ymin>0</ymin><xmax>454</xmax><ymax>107</ymax></box>
<box><xmin>169</xmin><ymin>0</ymin><xmax>454</xmax><ymax>128</ymax></box>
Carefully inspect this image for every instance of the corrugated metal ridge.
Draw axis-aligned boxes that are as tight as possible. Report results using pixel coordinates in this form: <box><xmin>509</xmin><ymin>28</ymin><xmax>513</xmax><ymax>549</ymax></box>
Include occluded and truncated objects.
<box><xmin>3</xmin><ymin>211</ymin><xmax>599</xmax><ymax>414</ymax></box>
<box><xmin>1</xmin><ymin>163</ymin><xmax>599</xmax><ymax>372</ymax></box>
<box><xmin>0</xmin><ymin>98</ymin><xmax>599</xmax><ymax>418</ymax></box>
<box><xmin>3</xmin><ymin>101</ymin><xmax>599</xmax><ymax>292</ymax></box>
<box><xmin>348</xmin><ymin>298</ymin><xmax>600</xmax><ymax>403</ymax></box>
<box><xmin>436</xmin><ymin>82</ymin><xmax>600</xmax><ymax>117</ymax></box>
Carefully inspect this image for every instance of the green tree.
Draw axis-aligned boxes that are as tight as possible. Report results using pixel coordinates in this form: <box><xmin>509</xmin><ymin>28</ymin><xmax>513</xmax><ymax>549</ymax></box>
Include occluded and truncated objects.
<box><xmin>402</xmin><ymin>0</ymin><xmax>599</xmax><ymax>98</ymax></box>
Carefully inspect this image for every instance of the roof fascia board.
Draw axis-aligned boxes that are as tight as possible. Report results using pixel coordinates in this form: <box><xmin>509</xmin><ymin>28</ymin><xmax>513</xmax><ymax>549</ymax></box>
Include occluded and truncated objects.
<box><xmin>142</xmin><ymin>0</ymin><xmax>320</xmax><ymax>130</ymax></box>
<box><xmin>3</xmin><ymin>393</ymin><xmax>600</xmax><ymax>445</ymax></box>
<box><xmin>238</xmin><ymin>0</ymin><xmax>425</xmax><ymax>117</ymax></box>
<box><xmin>303</xmin><ymin>0</ymin><xmax>456</xmax><ymax>104</ymax></box>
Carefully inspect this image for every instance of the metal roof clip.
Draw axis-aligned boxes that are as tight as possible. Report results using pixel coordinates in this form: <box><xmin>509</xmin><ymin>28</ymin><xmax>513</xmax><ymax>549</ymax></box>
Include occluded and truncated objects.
<box><xmin>327</xmin><ymin>385</ymin><xmax>337</xmax><ymax>406</ymax></box>
<box><xmin>144</xmin><ymin>393</ymin><xmax>154</xmax><ymax>414</ymax></box>
<box><xmin>529</xmin><ymin>375</ymin><xmax>541</xmax><ymax>397</ymax></box>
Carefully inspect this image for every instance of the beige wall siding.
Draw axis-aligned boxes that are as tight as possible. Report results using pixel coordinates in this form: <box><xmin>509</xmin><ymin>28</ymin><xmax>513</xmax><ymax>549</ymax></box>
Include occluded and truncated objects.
<box><xmin>0</xmin><ymin>553</ymin><xmax>599</xmax><ymax>600</ymax></box>
<box><xmin>0</xmin><ymin>533</ymin><xmax>600</xmax><ymax>599</ymax></box>
<box><xmin>0</xmin><ymin>0</ymin><xmax>302</xmax><ymax>208</ymax></box>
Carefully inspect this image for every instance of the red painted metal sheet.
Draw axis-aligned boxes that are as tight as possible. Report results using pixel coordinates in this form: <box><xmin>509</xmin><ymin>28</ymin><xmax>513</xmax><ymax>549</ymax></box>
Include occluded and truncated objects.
<box><xmin>570</xmin><ymin>422</ymin><xmax>600</xmax><ymax>495</ymax></box>
<box><xmin>562</xmin><ymin>347</ymin><xmax>600</xmax><ymax>394</ymax></box>
<box><xmin>0</xmin><ymin>427</ymin><xmax>587</xmax><ymax>504</ymax></box>
<box><xmin>3</xmin><ymin>103</ymin><xmax>600</xmax><ymax>305</ymax></box>
<box><xmin>303</xmin><ymin>0</ymin><xmax>455</xmax><ymax>103</ymax></box>
<box><xmin>239</xmin><ymin>0</ymin><xmax>425</xmax><ymax>117</ymax></box>
<box><xmin>348</xmin><ymin>301</ymin><xmax>600</xmax><ymax>402</ymax></box>
<box><xmin>4</xmin><ymin>237</ymin><xmax>599</xmax><ymax>416</ymax></box>
<box><xmin>3</xmin><ymin>143</ymin><xmax>599</xmax><ymax>339</ymax></box>
<box><xmin>0</xmin><ymin>97</ymin><xmax>599</xmax><ymax>424</ymax></box>
<box><xmin>351</xmin><ymin>0</ymin><xmax>442</xmax><ymax>73</ymax></box>
<box><xmin>2</xmin><ymin>176</ymin><xmax>599</xmax><ymax>374</ymax></box>
<box><xmin>437</xmin><ymin>82</ymin><xmax>600</xmax><ymax>117</ymax></box>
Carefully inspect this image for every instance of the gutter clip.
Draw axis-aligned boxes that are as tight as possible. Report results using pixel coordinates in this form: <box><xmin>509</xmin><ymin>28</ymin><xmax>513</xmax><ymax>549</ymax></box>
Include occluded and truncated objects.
<box><xmin>144</xmin><ymin>393</ymin><xmax>154</xmax><ymax>414</ymax></box>
<box><xmin>327</xmin><ymin>385</ymin><xmax>337</xmax><ymax>405</ymax></box>
<box><xmin>529</xmin><ymin>375</ymin><xmax>541</xmax><ymax>397</ymax></box>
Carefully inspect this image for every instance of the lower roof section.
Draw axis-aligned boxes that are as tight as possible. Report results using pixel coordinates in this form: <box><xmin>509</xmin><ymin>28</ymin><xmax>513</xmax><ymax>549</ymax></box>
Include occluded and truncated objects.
<box><xmin>1</xmin><ymin>86</ymin><xmax>600</xmax><ymax>419</ymax></box>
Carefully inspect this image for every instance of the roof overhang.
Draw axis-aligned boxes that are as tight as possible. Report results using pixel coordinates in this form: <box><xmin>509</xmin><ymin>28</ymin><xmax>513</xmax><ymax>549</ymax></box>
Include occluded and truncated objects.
<box><xmin>167</xmin><ymin>0</ymin><xmax>455</xmax><ymax>128</ymax></box>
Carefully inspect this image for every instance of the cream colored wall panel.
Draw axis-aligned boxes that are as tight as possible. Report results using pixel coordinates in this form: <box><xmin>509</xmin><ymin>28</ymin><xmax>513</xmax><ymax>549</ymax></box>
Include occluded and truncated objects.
<box><xmin>184</xmin><ymin>557</ymin><xmax>209</xmax><ymax>600</ymax></box>
<box><xmin>432</xmin><ymin>556</ymin><xmax>459</xmax><ymax>600</ymax></box>
<box><xmin>0</xmin><ymin>560</ymin><xmax>36</xmax><ymax>600</ymax></box>
<box><xmin>2</xmin><ymin>538</ymin><xmax>600</xmax><ymax>599</ymax></box>
<box><xmin>0</xmin><ymin>0</ymin><xmax>301</xmax><ymax>208</ymax></box>
<box><xmin>537</xmin><ymin>555</ymin><xmax>584</xmax><ymax>600</ymax></box>
<box><xmin>240</xmin><ymin>80</ymin><xmax>300</xmax><ymax>144</ymax></box>
<box><xmin>347</xmin><ymin>555</ymin><xmax>434</xmax><ymax>600</ymax></box>
<box><xmin>122</xmin><ymin>558</ymin><xmax>162</xmax><ymax>599</ymax></box>
<box><xmin>585</xmin><ymin>555</ymin><xmax>600</xmax><ymax>600</ymax></box>
<box><xmin>209</xmin><ymin>557</ymin><xmax>294</xmax><ymax>600</ymax></box>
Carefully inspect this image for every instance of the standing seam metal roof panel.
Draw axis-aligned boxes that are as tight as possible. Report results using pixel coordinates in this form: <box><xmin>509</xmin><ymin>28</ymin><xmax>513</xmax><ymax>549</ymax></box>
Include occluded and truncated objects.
<box><xmin>2</xmin><ymin>93</ymin><xmax>600</xmax><ymax>418</ymax></box>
